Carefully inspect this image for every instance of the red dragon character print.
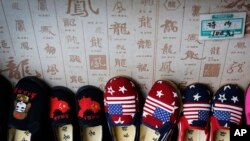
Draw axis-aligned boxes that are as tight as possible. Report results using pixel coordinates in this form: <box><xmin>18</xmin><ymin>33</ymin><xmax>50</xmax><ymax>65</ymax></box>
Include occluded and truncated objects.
<box><xmin>50</xmin><ymin>97</ymin><xmax>70</xmax><ymax>118</ymax></box>
<box><xmin>78</xmin><ymin>97</ymin><xmax>100</xmax><ymax>118</ymax></box>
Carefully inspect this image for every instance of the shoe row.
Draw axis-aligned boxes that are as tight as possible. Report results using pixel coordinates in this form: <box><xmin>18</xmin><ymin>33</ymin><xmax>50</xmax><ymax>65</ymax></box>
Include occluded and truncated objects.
<box><xmin>0</xmin><ymin>75</ymin><xmax>248</xmax><ymax>141</ymax></box>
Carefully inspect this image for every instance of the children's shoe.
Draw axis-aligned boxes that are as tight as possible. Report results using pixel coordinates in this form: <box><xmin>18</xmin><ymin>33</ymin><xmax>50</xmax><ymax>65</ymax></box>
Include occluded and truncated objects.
<box><xmin>177</xmin><ymin>83</ymin><xmax>211</xmax><ymax>141</ymax></box>
<box><xmin>245</xmin><ymin>84</ymin><xmax>250</xmax><ymax>125</ymax></box>
<box><xmin>8</xmin><ymin>76</ymin><xmax>51</xmax><ymax>141</ymax></box>
<box><xmin>0</xmin><ymin>75</ymin><xmax>12</xmax><ymax>141</ymax></box>
<box><xmin>104</xmin><ymin>76</ymin><xmax>140</xmax><ymax>141</ymax></box>
<box><xmin>50</xmin><ymin>86</ymin><xmax>80</xmax><ymax>141</ymax></box>
<box><xmin>209</xmin><ymin>84</ymin><xmax>244</xmax><ymax>141</ymax></box>
<box><xmin>76</xmin><ymin>85</ymin><xmax>111</xmax><ymax>141</ymax></box>
<box><xmin>140</xmin><ymin>80</ymin><xmax>182</xmax><ymax>141</ymax></box>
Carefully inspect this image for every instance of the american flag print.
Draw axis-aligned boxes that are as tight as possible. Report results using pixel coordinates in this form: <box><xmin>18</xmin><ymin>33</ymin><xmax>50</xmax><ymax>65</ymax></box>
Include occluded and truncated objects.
<box><xmin>143</xmin><ymin>96</ymin><xmax>174</xmax><ymax>122</ymax></box>
<box><xmin>106</xmin><ymin>95</ymin><xmax>136</xmax><ymax>115</ymax></box>
<box><xmin>183</xmin><ymin>103</ymin><xmax>210</xmax><ymax>124</ymax></box>
<box><xmin>213</xmin><ymin>103</ymin><xmax>243</xmax><ymax>124</ymax></box>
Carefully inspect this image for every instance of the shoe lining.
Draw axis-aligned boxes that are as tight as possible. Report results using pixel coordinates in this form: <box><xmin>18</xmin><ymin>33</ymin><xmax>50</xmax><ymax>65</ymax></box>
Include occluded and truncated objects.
<box><xmin>184</xmin><ymin>129</ymin><xmax>206</xmax><ymax>141</ymax></box>
<box><xmin>56</xmin><ymin>124</ymin><xmax>73</xmax><ymax>141</ymax></box>
<box><xmin>82</xmin><ymin>125</ymin><xmax>102</xmax><ymax>141</ymax></box>
<box><xmin>8</xmin><ymin>128</ymin><xmax>15</xmax><ymax>141</ymax></box>
<box><xmin>14</xmin><ymin>129</ymin><xmax>31</xmax><ymax>141</ymax></box>
<box><xmin>141</xmin><ymin>125</ymin><xmax>160</xmax><ymax>141</ymax></box>
<box><xmin>114</xmin><ymin>125</ymin><xmax>135</xmax><ymax>141</ymax></box>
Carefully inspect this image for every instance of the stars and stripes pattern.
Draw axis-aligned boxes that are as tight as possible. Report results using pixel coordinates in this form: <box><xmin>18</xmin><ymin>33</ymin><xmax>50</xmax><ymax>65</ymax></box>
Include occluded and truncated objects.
<box><xmin>143</xmin><ymin>96</ymin><xmax>173</xmax><ymax>122</ymax></box>
<box><xmin>106</xmin><ymin>95</ymin><xmax>136</xmax><ymax>115</ymax></box>
<box><xmin>104</xmin><ymin>77</ymin><xmax>139</xmax><ymax>125</ymax></box>
<box><xmin>183</xmin><ymin>103</ymin><xmax>210</xmax><ymax>124</ymax></box>
<box><xmin>213</xmin><ymin>103</ymin><xmax>243</xmax><ymax>124</ymax></box>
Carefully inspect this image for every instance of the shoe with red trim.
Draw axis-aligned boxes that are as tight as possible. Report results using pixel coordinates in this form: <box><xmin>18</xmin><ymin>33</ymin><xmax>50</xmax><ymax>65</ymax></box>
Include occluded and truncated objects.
<box><xmin>140</xmin><ymin>80</ymin><xmax>182</xmax><ymax>141</ymax></box>
<box><xmin>209</xmin><ymin>84</ymin><xmax>244</xmax><ymax>141</ymax></box>
<box><xmin>104</xmin><ymin>76</ymin><xmax>140</xmax><ymax>141</ymax></box>
<box><xmin>177</xmin><ymin>83</ymin><xmax>212</xmax><ymax>141</ymax></box>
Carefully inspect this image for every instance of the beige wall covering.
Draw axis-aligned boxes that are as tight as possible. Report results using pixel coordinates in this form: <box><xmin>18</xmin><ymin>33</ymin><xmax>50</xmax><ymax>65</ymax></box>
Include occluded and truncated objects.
<box><xmin>0</xmin><ymin>0</ymin><xmax>250</xmax><ymax>95</ymax></box>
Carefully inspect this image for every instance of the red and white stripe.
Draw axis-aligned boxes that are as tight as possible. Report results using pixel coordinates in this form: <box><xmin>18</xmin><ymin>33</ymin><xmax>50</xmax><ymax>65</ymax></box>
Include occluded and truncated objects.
<box><xmin>106</xmin><ymin>95</ymin><xmax>136</xmax><ymax>115</ymax></box>
<box><xmin>143</xmin><ymin>96</ymin><xmax>173</xmax><ymax>116</ymax></box>
<box><xmin>183</xmin><ymin>103</ymin><xmax>210</xmax><ymax>123</ymax></box>
<box><xmin>214</xmin><ymin>103</ymin><xmax>243</xmax><ymax>124</ymax></box>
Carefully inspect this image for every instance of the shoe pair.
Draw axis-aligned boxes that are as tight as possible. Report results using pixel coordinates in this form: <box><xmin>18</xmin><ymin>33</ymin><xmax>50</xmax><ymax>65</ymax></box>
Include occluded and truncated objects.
<box><xmin>8</xmin><ymin>76</ymin><xmax>110</xmax><ymax>141</ymax></box>
<box><xmin>177</xmin><ymin>83</ymin><xmax>244</xmax><ymax>141</ymax></box>
<box><xmin>50</xmin><ymin>85</ymin><xmax>111</xmax><ymax>141</ymax></box>
<box><xmin>104</xmin><ymin>77</ymin><xmax>182</xmax><ymax>141</ymax></box>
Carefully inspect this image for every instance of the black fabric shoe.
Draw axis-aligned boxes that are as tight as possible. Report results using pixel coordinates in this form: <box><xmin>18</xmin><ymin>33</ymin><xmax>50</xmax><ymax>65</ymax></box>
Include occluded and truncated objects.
<box><xmin>50</xmin><ymin>86</ymin><xmax>80</xmax><ymax>141</ymax></box>
<box><xmin>0</xmin><ymin>75</ymin><xmax>12</xmax><ymax>141</ymax></box>
<box><xmin>76</xmin><ymin>85</ymin><xmax>111</xmax><ymax>141</ymax></box>
<box><xmin>8</xmin><ymin>76</ymin><xmax>52</xmax><ymax>141</ymax></box>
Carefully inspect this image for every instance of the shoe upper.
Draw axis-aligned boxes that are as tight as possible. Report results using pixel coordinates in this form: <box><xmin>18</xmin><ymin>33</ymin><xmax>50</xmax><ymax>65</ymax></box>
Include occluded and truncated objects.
<box><xmin>212</xmin><ymin>84</ymin><xmax>244</xmax><ymax>127</ymax></box>
<box><xmin>141</xmin><ymin>80</ymin><xmax>182</xmax><ymax>141</ymax></box>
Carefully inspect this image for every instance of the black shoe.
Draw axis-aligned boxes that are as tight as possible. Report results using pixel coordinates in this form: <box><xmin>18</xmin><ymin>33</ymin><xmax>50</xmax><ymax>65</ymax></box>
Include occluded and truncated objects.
<box><xmin>76</xmin><ymin>85</ymin><xmax>111</xmax><ymax>141</ymax></box>
<box><xmin>8</xmin><ymin>76</ymin><xmax>51</xmax><ymax>141</ymax></box>
<box><xmin>0</xmin><ymin>75</ymin><xmax>12</xmax><ymax>141</ymax></box>
<box><xmin>50</xmin><ymin>86</ymin><xmax>80</xmax><ymax>141</ymax></box>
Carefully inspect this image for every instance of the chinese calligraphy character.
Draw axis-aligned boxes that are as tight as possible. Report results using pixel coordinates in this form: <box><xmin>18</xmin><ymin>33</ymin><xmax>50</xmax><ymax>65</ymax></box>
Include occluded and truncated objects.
<box><xmin>162</xmin><ymin>43</ymin><xmax>175</xmax><ymax>54</ymax></box>
<box><xmin>12</xmin><ymin>0</ymin><xmax>20</xmax><ymax>10</ymax></box>
<box><xmin>138</xmin><ymin>16</ymin><xmax>152</xmax><ymax>28</ymax></box>
<box><xmin>67</xmin><ymin>0</ymin><xmax>99</xmax><ymax>17</ymax></box>
<box><xmin>47</xmin><ymin>64</ymin><xmax>59</xmax><ymax>75</ymax></box>
<box><xmin>159</xmin><ymin>61</ymin><xmax>175</xmax><ymax>73</ymax></box>
<box><xmin>66</xmin><ymin>35</ymin><xmax>79</xmax><ymax>44</ymax></box>
<box><xmin>0</xmin><ymin>40</ymin><xmax>10</xmax><ymax>48</ymax></box>
<box><xmin>109</xmin><ymin>22</ymin><xmax>130</xmax><ymax>35</ymax></box>
<box><xmin>207</xmin><ymin>21</ymin><xmax>216</xmax><ymax>29</ymax></box>
<box><xmin>16</xmin><ymin>20</ymin><xmax>25</xmax><ymax>32</ymax></box>
<box><xmin>164</xmin><ymin>0</ymin><xmax>181</xmax><ymax>10</ymax></box>
<box><xmin>0</xmin><ymin>57</ymin><xmax>41</xmax><ymax>79</ymax></box>
<box><xmin>137</xmin><ymin>39</ymin><xmax>152</xmax><ymax>49</ymax></box>
<box><xmin>45</xmin><ymin>44</ymin><xmax>56</xmax><ymax>55</ymax></box>
<box><xmin>234</xmin><ymin>42</ymin><xmax>246</xmax><ymax>49</ymax></box>
<box><xmin>90</xmin><ymin>37</ymin><xmax>102</xmax><ymax>48</ymax></box>
<box><xmin>70</xmin><ymin>75</ymin><xmax>84</xmax><ymax>83</ymax></box>
<box><xmin>38</xmin><ymin>0</ymin><xmax>48</xmax><ymax>11</ymax></box>
<box><xmin>63</xmin><ymin>134</ymin><xmax>70</xmax><ymax>141</ymax></box>
<box><xmin>227</xmin><ymin>61</ymin><xmax>245</xmax><ymax>74</ymax></box>
<box><xmin>21</xmin><ymin>42</ymin><xmax>32</xmax><ymax>50</ymax></box>
<box><xmin>63</xmin><ymin>18</ymin><xmax>76</xmax><ymax>27</ymax></box>
<box><xmin>224</xmin><ymin>20</ymin><xmax>232</xmax><ymax>28</ymax></box>
<box><xmin>192</xmin><ymin>5</ymin><xmax>201</xmax><ymax>17</ymax></box>
<box><xmin>137</xmin><ymin>63</ymin><xmax>148</xmax><ymax>72</ymax></box>
<box><xmin>89</xmin><ymin>130</ymin><xmax>95</xmax><ymax>136</ymax></box>
<box><xmin>115</xmin><ymin>58</ymin><xmax>127</xmax><ymax>67</ymax></box>
<box><xmin>181</xmin><ymin>50</ymin><xmax>206</xmax><ymax>60</ymax></box>
<box><xmin>22</xmin><ymin>138</ymin><xmax>28</xmax><ymax>141</ymax></box>
<box><xmin>89</xmin><ymin>55</ymin><xmax>107</xmax><ymax>70</ymax></box>
<box><xmin>116</xmin><ymin>44</ymin><xmax>126</xmax><ymax>54</ymax></box>
<box><xmin>69</xmin><ymin>55</ymin><xmax>81</xmax><ymax>63</ymax></box>
<box><xmin>141</xmin><ymin>0</ymin><xmax>154</xmax><ymax>6</ymax></box>
<box><xmin>210</xmin><ymin>46</ymin><xmax>220</xmax><ymax>55</ymax></box>
<box><xmin>160</xmin><ymin>19</ymin><xmax>178</xmax><ymax>32</ymax></box>
<box><xmin>40</xmin><ymin>26</ymin><xmax>56</xmax><ymax>36</ymax></box>
<box><xmin>113</xmin><ymin>0</ymin><xmax>126</xmax><ymax>13</ymax></box>
<box><xmin>186</xmin><ymin>34</ymin><xmax>202</xmax><ymax>44</ymax></box>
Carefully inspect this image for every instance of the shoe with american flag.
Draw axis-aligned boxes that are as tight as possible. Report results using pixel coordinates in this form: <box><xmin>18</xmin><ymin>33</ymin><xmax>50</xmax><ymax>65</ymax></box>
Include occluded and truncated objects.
<box><xmin>140</xmin><ymin>80</ymin><xmax>182</xmax><ymax>141</ymax></box>
<box><xmin>209</xmin><ymin>84</ymin><xmax>244</xmax><ymax>141</ymax></box>
<box><xmin>177</xmin><ymin>83</ymin><xmax>212</xmax><ymax>141</ymax></box>
<box><xmin>104</xmin><ymin>76</ymin><xmax>140</xmax><ymax>141</ymax></box>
